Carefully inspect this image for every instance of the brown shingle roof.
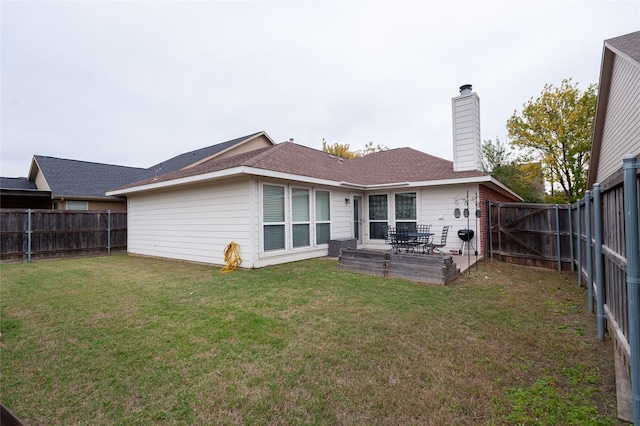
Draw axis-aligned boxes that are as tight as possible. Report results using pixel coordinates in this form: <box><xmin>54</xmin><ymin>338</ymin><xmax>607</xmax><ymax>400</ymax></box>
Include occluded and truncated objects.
<box><xmin>115</xmin><ymin>142</ymin><xmax>489</xmax><ymax>190</ymax></box>
<box><xmin>347</xmin><ymin>147</ymin><xmax>487</xmax><ymax>185</ymax></box>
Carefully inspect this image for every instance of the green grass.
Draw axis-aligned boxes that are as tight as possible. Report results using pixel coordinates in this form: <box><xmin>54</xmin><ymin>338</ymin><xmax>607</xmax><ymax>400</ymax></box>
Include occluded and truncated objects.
<box><xmin>0</xmin><ymin>255</ymin><xmax>623</xmax><ymax>425</ymax></box>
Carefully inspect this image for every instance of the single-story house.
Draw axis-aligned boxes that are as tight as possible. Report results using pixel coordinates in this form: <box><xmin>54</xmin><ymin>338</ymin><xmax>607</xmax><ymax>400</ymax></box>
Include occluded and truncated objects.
<box><xmin>108</xmin><ymin>86</ymin><xmax>522</xmax><ymax>268</ymax></box>
<box><xmin>588</xmin><ymin>30</ymin><xmax>640</xmax><ymax>189</ymax></box>
<box><xmin>1</xmin><ymin>131</ymin><xmax>275</xmax><ymax>210</ymax></box>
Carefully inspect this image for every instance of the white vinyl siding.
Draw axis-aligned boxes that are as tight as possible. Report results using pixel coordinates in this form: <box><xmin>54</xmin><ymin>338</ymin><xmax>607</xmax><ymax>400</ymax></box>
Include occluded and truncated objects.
<box><xmin>127</xmin><ymin>178</ymin><xmax>252</xmax><ymax>265</ymax></box>
<box><xmin>597</xmin><ymin>54</ymin><xmax>640</xmax><ymax>182</ymax></box>
<box><xmin>416</xmin><ymin>184</ymin><xmax>481</xmax><ymax>254</ymax></box>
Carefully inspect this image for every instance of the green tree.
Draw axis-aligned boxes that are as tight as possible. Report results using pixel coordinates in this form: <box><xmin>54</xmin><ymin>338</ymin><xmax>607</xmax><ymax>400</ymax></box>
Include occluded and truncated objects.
<box><xmin>506</xmin><ymin>78</ymin><xmax>597</xmax><ymax>203</ymax></box>
<box><xmin>482</xmin><ymin>138</ymin><xmax>544</xmax><ymax>203</ymax></box>
<box><xmin>482</xmin><ymin>137</ymin><xmax>511</xmax><ymax>173</ymax></box>
<box><xmin>321</xmin><ymin>139</ymin><xmax>388</xmax><ymax>158</ymax></box>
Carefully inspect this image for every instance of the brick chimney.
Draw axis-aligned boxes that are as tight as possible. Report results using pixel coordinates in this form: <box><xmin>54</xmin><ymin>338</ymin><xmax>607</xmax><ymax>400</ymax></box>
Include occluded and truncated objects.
<box><xmin>452</xmin><ymin>84</ymin><xmax>483</xmax><ymax>172</ymax></box>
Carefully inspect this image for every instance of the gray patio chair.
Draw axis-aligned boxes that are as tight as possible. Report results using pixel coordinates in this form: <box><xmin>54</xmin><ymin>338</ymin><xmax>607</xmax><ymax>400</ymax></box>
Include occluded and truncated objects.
<box><xmin>416</xmin><ymin>224</ymin><xmax>432</xmax><ymax>253</ymax></box>
<box><xmin>430</xmin><ymin>225</ymin><xmax>451</xmax><ymax>255</ymax></box>
<box><xmin>395</xmin><ymin>227</ymin><xmax>413</xmax><ymax>253</ymax></box>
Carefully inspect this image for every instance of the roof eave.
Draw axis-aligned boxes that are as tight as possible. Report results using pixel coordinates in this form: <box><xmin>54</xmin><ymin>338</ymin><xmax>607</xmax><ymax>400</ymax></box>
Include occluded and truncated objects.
<box><xmin>588</xmin><ymin>42</ymin><xmax>616</xmax><ymax>189</ymax></box>
<box><xmin>107</xmin><ymin>166</ymin><xmax>344</xmax><ymax>196</ymax></box>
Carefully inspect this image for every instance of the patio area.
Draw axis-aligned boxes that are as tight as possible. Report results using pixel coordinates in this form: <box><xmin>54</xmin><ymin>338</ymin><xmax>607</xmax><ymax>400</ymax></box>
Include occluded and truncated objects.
<box><xmin>336</xmin><ymin>248</ymin><xmax>484</xmax><ymax>285</ymax></box>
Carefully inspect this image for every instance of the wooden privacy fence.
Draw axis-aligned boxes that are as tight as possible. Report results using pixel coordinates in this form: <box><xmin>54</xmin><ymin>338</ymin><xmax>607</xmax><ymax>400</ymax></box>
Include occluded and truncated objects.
<box><xmin>488</xmin><ymin>155</ymin><xmax>640</xmax><ymax>422</ymax></box>
<box><xmin>0</xmin><ymin>209</ymin><xmax>127</xmax><ymax>262</ymax></box>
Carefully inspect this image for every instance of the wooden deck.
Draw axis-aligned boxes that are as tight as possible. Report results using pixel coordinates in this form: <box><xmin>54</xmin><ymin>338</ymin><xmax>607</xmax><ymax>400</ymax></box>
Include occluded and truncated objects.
<box><xmin>338</xmin><ymin>248</ymin><xmax>461</xmax><ymax>285</ymax></box>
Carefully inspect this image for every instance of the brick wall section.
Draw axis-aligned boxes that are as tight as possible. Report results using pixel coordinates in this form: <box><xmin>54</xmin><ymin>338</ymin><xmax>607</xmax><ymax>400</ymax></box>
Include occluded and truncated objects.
<box><xmin>479</xmin><ymin>184</ymin><xmax>519</xmax><ymax>254</ymax></box>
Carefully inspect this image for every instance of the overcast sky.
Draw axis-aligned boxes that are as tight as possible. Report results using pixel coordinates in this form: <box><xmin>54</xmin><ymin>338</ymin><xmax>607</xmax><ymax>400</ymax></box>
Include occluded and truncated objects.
<box><xmin>1</xmin><ymin>1</ymin><xmax>638</xmax><ymax>178</ymax></box>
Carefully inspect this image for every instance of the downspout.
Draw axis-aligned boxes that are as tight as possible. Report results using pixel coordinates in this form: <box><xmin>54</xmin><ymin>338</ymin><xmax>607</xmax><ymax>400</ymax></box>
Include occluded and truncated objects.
<box><xmin>488</xmin><ymin>201</ymin><xmax>493</xmax><ymax>262</ymax></box>
<box><xmin>623</xmin><ymin>154</ymin><xmax>640</xmax><ymax>425</ymax></box>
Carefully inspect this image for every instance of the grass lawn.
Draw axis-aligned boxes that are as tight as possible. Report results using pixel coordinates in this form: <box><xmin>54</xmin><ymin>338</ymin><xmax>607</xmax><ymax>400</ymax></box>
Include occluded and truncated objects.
<box><xmin>0</xmin><ymin>255</ymin><xmax>623</xmax><ymax>425</ymax></box>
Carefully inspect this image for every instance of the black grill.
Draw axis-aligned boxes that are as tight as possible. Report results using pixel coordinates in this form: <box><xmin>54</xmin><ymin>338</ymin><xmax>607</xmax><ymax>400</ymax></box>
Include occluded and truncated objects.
<box><xmin>457</xmin><ymin>229</ymin><xmax>474</xmax><ymax>241</ymax></box>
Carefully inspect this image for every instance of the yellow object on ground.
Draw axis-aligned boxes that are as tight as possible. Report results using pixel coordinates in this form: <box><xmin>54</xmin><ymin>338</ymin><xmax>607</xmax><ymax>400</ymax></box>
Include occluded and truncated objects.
<box><xmin>220</xmin><ymin>241</ymin><xmax>242</xmax><ymax>273</ymax></box>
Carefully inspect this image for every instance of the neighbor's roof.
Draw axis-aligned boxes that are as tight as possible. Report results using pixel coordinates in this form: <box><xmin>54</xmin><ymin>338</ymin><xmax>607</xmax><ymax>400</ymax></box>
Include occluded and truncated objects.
<box><xmin>111</xmin><ymin>142</ymin><xmax>492</xmax><ymax>192</ymax></box>
<box><xmin>147</xmin><ymin>131</ymin><xmax>272</xmax><ymax>174</ymax></box>
<box><xmin>30</xmin><ymin>156</ymin><xmax>150</xmax><ymax>199</ymax></box>
<box><xmin>588</xmin><ymin>30</ymin><xmax>640</xmax><ymax>188</ymax></box>
<box><xmin>20</xmin><ymin>132</ymin><xmax>272</xmax><ymax>199</ymax></box>
<box><xmin>0</xmin><ymin>177</ymin><xmax>39</xmax><ymax>191</ymax></box>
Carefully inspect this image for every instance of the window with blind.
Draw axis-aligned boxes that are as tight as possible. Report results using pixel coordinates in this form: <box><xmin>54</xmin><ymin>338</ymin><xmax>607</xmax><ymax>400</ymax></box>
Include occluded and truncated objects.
<box><xmin>368</xmin><ymin>194</ymin><xmax>388</xmax><ymax>239</ymax></box>
<box><xmin>292</xmin><ymin>188</ymin><xmax>310</xmax><ymax>248</ymax></box>
<box><xmin>263</xmin><ymin>184</ymin><xmax>285</xmax><ymax>251</ymax></box>
<box><xmin>315</xmin><ymin>190</ymin><xmax>330</xmax><ymax>245</ymax></box>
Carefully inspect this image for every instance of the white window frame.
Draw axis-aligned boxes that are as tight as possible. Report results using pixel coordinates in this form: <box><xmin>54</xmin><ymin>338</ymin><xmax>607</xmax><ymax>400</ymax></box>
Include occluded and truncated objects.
<box><xmin>66</xmin><ymin>201</ymin><xmax>89</xmax><ymax>210</ymax></box>
<box><xmin>368</xmin><ymin>193</ymin><xmax>388</xmax><ymax>240</ymax></box>
<box><xmin>262</xmin><ymin>183</ymin><xmax>286</xmax><ymax>252</ymax></box>
<box><xmin>291</xmin><ymin>187</ymin><xmax>311</xmax><ymax>249</ymax></box>
<box><xmin>315</xmin><ymin>190</ymin><xmax>331</xmax><ymax>245</ymax></box>
<box><xmin>394</xmin><ymin>192</ymin><xmax>417</xmax><ymax>232</ymax></box>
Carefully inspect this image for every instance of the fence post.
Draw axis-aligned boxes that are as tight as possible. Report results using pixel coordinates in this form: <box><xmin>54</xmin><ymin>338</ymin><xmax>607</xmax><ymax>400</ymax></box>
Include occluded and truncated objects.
<box><xmin>555</xmin><ymin>205</ymin><xmax>561</xmax><ymax>271</ymax></box>
<box><xmin>27</xmin><ymin>209</ymin><xmax>32</xmax><ymax>263</ymax></box>
<box><xmin>594</xmin><ymin>183</ymin><xmax>605</xmax><ymax>341</ymax></box>
<box><xmin>623</xmin><ymin>154</ymin><xmax>640</xmax><ymax>425</ymax></box>
<box><xmin>107</xmin><ymin>210</ymin><xmax>112</xmax><ymax>256</ymax></box>
<box><xmin>568</xmin><ymin>204</ymin><xmax>574</xmax><ymax>272</ymax></box>
<box><xmin>577</xmin><ymin>199</ymin><xmax>582</xmax><ymax>287</ymax></box>
<box><xmin>488</xmin><ymin>201</ymin><xmax>493</xmax><ymax>262</ymax></box>
<box><xmin>585</xmin><ymin>190</ymin><xmax>593</xmax><ymax>313</ymax></box>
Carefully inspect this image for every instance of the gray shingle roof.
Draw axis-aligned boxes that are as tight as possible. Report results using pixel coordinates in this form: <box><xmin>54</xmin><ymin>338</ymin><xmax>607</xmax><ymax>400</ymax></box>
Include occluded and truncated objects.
<box><xmin>607</xmin><ymin>30</ymin><xmax>640</xmax><ymax>63</ymax></box>
<box><xmin>147</xmin><ymin>131</ymin><xmax>265</xmax><ymax>175</ymax></box>
<box><xmin>0</xmin><ymin>177</ymin><xmax>39</xmax><ymax>190</ymax></box>
<box><xmin>33</xmin><ymin>156</ymin><xmax>150</xmax><ymax>198</ymax></box>
<box><xmin>21</xmin><ymin>132</ymin><xmax>268</xmax><ymax>198</ymax></box>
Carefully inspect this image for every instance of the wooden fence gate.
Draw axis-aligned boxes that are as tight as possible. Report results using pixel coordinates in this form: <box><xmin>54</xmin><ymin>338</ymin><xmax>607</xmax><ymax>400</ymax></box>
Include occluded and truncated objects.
<box><xmin>489</xmin><ymin>202</ymin><xmax>574</xmax><ymax>270</ymax></box>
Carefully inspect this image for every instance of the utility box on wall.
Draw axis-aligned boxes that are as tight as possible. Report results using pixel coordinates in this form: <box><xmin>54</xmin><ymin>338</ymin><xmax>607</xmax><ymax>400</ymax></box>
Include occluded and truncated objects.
<box><xmin>328</xmin><ymin>238</ymin><xmax>357</xmax><ymax>257</ymax></box>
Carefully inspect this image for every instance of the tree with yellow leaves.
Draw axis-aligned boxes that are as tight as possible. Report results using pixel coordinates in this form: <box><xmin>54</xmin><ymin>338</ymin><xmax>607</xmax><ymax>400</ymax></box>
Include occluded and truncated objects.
<box><xmin>507</xmin><ymin>79</ymin><xmax>597</xmax><ymax>203</ymax></box>
<box><xmin>321</xmin><ymin>139</ymin><xmax>388</xmax><ymax>159</ymax></box>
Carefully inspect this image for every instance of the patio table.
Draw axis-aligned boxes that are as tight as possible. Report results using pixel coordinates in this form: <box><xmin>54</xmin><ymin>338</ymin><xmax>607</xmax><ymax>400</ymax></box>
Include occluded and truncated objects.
<box><xmin>407</xmin><ymin>231</ymin><xmax>434</xmax><ymax>254</ymax></box>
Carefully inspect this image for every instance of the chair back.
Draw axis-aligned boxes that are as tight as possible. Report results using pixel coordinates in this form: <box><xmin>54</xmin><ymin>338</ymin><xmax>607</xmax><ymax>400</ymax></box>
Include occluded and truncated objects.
<box><xmin>396</xmin><ymin>227</ymin><xmax>409</xmax><ymax>244</ymax></box>
<box><xmin>439</xmin><ymin>225</ymin><xmax>451</xmax><ymax>245</ymax></box>
<box><xmin>416</xmin><ymin>224</ymin><xmax>431</xmax><ymax>234</ymax></box>
<box><xmin>384</xmin><ymin>226</ymin><xmax>396</xmax><ymax>245</ymax></box>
